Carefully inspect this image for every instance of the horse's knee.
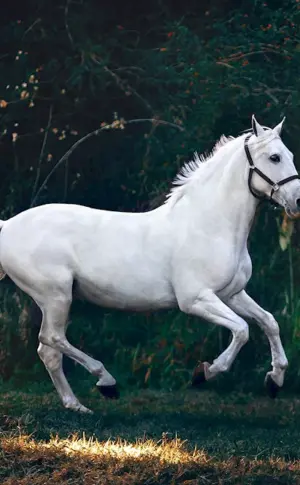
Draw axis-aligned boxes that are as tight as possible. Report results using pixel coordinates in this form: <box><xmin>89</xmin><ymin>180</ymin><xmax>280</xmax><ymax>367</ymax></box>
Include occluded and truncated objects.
<box><xmin>236</xmin><ymin>322</ymin><xmax>249</xmax><ymax>345</ymax></box>
<box><xmin>37</xmin><ymin>343</ymin><xmax>62</xmax><ymax>372</ymax></box>
<box><xmin>39</xmin><ymin>327</ymin><xmax>67</xmax><ymax>348</ymax></box>
<box><xmin>265</xmin><ymin>313</ymin><xmax>280</xmax><ymax>337</ymax></box>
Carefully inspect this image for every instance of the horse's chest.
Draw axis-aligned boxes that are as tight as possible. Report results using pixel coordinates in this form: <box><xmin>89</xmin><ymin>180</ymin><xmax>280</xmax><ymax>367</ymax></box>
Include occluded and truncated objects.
<box><xmin>218</xmin><ymin>252</ymin><xmax>252</xmax><ymax>299</ymax></box>
<box><xmin>173</xmin><ymin>243</ymin><xmax>251</xmax><ymax>301</ymax></box>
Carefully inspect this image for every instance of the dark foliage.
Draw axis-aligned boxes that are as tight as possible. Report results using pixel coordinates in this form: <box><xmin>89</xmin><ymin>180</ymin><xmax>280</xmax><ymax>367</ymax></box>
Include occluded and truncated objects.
<box><xmin>0</xmin><ymin>0</ymin><xmax>300</xmax><ymax>391</ymax></box>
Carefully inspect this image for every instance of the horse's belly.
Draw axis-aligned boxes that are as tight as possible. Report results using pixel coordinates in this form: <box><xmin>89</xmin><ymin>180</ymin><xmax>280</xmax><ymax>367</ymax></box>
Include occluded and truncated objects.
<box><xmin>75</xmin><ymin>274</ymin><xmax>177</xmax><ymax>311</ymax></box>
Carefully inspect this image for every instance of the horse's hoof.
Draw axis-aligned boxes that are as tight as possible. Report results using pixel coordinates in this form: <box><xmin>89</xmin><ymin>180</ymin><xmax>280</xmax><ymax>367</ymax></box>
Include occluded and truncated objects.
<box><xmin>98</xmin><ymin>384</ymin><xmax>120</xmax><ymax>400</ymax></box>
<box><xmin>191</xmin><ymin>362</ymin><xmax>210</xmax><ymax>387</ymax></box>
<box><xmin>264</xmin><ymin>374</ymin><xmax>280</xmax><ymax>399</ymax></box>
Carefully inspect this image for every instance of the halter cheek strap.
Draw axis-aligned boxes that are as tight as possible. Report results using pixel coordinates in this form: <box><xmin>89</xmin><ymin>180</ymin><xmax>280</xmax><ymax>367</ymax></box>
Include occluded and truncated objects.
<box><xmin>244</xmin><ymin>134</ymin><xmax>300</xmax><ymax>205</ymax></box>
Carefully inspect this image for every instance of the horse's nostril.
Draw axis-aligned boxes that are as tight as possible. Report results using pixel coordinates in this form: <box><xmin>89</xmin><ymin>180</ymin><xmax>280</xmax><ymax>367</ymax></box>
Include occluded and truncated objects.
<box><xmin>297</xmin><ymin>198</ymin><xmax>300</xmax><ymax>209</ymax></box>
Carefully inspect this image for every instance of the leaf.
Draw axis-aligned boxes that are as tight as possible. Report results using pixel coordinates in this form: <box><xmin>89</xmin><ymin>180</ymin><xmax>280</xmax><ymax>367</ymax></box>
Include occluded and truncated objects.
<box><xmin>144</xmin><ymin>367</ymin><xmax>151</xmax><ymax>383</ymax></box>
<box><xmin>279</xmin><ymin>214</ymin><xmax>294</xmax><ymax>251</ymax></box>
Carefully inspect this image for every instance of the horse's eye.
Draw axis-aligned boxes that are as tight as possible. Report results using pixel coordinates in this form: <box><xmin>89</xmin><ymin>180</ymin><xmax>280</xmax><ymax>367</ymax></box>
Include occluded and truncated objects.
<box><xmin>270</xmin><ymin>154</ymin><xmax>281</xmax><ymax>163</ymax></box>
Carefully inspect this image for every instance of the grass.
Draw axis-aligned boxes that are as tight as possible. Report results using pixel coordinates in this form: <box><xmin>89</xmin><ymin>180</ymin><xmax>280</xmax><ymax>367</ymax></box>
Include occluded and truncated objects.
<box><xmin>1</xmin><ymin>383</ymin><xmax>300</xmax><ymax>484</ymax></box>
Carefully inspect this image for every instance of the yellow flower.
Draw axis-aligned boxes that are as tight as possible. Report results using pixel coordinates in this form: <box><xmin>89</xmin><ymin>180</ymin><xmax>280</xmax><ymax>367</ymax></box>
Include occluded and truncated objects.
<box><xmin>20</xmin><ymin>91</ymin><xmax>29</xmax><ymax>99</ymax></box>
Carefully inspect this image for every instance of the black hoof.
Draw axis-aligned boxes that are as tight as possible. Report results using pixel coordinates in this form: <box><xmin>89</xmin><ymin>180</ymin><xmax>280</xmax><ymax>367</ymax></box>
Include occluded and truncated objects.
<box><xmin>98</xmin><ymin>384</ymin><xmax>120</xmax><ymax>400</ymax></box>
<box><xmin>264</xmin><ymin>374</ymin><xmax>280</xmax><ymax>399</ymax></box>
<box><xmin>191</xmin><ymin>363</ymin><xmax>207</xmax><ymax>387</ymax></box>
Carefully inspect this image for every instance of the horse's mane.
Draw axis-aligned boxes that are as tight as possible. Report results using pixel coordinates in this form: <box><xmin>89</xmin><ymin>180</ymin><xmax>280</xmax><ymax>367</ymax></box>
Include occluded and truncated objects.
<box><xmin>165</xmin><ymin>134</ymin><xmax>235</xmax><ymax>204</ymax></box>
<box><xmin>165</xmin><ymin>126</ymin><xmax>276</xmax><ymax>206</ymax></box>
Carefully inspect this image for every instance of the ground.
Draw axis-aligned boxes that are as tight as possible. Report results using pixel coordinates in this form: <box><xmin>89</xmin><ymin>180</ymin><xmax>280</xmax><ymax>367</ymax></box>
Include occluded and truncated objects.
<box><xmin>1</xmin><ymin>384</ymin><xmax>300</xmax><ymax>484</ymax></box>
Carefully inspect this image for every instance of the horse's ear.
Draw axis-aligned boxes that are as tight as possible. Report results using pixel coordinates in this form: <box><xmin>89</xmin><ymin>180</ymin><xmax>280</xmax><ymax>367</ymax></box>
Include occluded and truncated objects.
<box><xmin>273</xmin><ymin>117</ymin><xmax>286</xmax><ymax>137</ymax></box>
<box><xmin>252</xmin><ymin>115</ymin><xmax>265</xmax><ymax>137</ymax></box>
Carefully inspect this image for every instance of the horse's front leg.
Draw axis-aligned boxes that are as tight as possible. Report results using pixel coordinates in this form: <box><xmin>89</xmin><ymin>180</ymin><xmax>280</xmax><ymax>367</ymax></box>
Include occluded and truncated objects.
<box><xmin>226</xmin><ymin>289</ymin><xmax>288</xmax><ymax>397</ymax></box>
<box><xmin>178</xmin><ymin>289</ymin><xmax>250</xmax><ymax>382</ymax></box>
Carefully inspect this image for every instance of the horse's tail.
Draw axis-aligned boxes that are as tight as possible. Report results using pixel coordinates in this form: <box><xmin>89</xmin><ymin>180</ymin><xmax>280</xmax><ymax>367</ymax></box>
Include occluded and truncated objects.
<box><xmin>0</xmin><ymin>220</ymin><xmax>7</xmax><ymax>280</ymax></box>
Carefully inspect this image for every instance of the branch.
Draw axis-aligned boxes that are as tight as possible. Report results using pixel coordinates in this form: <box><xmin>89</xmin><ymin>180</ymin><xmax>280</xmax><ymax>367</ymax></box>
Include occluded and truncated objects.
<box><xmin>31</xmin><ymin>105</ymin><xmax>53</xmax><ymax>205</ymax></box>
<box><xmin>63</xmin><ymin>158</ymin><xmax>69</xmax><ymax>202</ymax></box>
<box><xmin>113</xmin><ymin>66</ymin><xmax>145</xmax><ymax>73</ymax></box>
<box><xmin>64</xmin><ymin>0</ymin><xmax>74</xmax><ymax>47</ymax></box>
<box><xmin>30</xmin><ymin>117</ymin><xmax>184</xmax><ymax>208</ymax></box>
<box><xmin>91</xmin><ymin>54</ymin><xmax>153</xmax><ymax>114</ymax></box>
<box><xmin>255</xmin><ymin>82</ymin><xmax>296</xmax><ymax>105</ymax></box>
<box><xmin>219</xmin><ymin>48</ymin><xmax>287</xmax><ymax>63</ymax></box>
<box><xmin>22</xmin><ymin>18</ymin><xmax>41</xmax><ymax>39</ymax></box>
<box><xmin>216</xmin><ymin>61</ymin><xmax>235</xmax><ymax>69</ymax></box>
<box><xmin>252</xmin><ymin>85</ymin><xmax>280</xmax><ymax>104</ymax></box>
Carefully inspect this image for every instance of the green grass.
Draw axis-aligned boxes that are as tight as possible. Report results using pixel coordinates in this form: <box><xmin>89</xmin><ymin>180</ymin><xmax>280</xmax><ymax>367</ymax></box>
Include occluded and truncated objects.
<box><xmin>1</xmin><ymin>383</ymin><xmax>300</xmax><ymax>484</ymax></box>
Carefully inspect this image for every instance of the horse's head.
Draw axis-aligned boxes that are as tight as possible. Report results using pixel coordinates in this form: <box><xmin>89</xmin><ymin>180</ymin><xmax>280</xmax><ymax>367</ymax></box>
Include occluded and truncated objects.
<box><xmin>245</xmin><ymin>115</ymin><xmax>300</xmax><ymax>217</ymax></box>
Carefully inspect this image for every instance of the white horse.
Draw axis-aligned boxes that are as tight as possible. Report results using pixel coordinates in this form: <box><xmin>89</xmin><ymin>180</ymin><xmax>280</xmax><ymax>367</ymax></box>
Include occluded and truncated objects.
<box><xmin>0</xmin><ymin>115</ymin><xmax>299</xmax><ymax>413</ymax></box>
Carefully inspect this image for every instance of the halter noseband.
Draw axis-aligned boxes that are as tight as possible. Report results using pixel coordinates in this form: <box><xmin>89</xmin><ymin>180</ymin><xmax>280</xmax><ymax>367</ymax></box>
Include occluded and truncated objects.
<box><xmin>244</xmin><ymin>133</ymin><xmax>300</xmax><ymax>205</ymax></box>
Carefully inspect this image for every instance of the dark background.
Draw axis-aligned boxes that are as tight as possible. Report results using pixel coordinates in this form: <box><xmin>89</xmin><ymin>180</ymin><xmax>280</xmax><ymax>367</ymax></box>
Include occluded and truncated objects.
<box><xmin>0</xmin><ymin>0</ymin><xmax>300</xmax><ymax>393</ymax></box>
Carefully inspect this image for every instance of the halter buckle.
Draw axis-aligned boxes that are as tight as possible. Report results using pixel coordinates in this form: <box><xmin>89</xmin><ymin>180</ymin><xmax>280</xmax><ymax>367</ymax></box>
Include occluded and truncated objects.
<box><xmin>272</xmin><ymin>183</ymin><xmax>279</xmax><ymax>192</ymax></box>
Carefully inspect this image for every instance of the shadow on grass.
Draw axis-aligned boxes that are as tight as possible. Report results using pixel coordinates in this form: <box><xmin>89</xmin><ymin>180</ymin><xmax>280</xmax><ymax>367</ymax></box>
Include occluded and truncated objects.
<box><xmin>1</xmin><ymin>387</ymin><xmax>300</xmax><ymax>433</ymax></box>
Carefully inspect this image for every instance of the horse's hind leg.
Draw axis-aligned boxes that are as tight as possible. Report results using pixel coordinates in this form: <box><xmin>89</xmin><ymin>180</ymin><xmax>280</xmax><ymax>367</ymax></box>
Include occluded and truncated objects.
<box><xmin>38</xmin><ymin>293</ymin><xmax>118</xmax><ymax>404</ymax></box>
<box><xmin>37</xmin><ymin>291</ymin><xmax>93</xmax><ymax>413</ymax></box>
<box><xmin>8</xmin><ymin>265</ymin><xmax>118</xmax><ymax>410</ymax></box>
<box><xmin>37</xmin><ymin>343</ymin><xmax>92</xmax><ymax>413</ymax></box>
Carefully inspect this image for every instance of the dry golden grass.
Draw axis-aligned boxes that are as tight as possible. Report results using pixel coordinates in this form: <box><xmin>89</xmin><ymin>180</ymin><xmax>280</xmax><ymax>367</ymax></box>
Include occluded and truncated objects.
<box><xmin>2</xmin><ymin>432</ymin><xmax>300</xmax><ymax>485</ymax></box>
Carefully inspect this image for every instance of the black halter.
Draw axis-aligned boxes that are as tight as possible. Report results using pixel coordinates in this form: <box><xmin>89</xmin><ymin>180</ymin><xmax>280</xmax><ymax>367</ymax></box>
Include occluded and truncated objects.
<box><xmin>244</xmin><ymin>134</ymin><xmax>300</xmax><ymax>206</ymax></box>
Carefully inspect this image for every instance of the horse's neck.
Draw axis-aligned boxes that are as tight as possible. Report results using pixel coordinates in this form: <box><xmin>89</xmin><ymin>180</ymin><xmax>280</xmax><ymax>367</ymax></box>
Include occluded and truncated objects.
<box><xmin>177</xmin><ymin>140</ymin><xmax>259</xmax><ymax>245</ymax></box>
